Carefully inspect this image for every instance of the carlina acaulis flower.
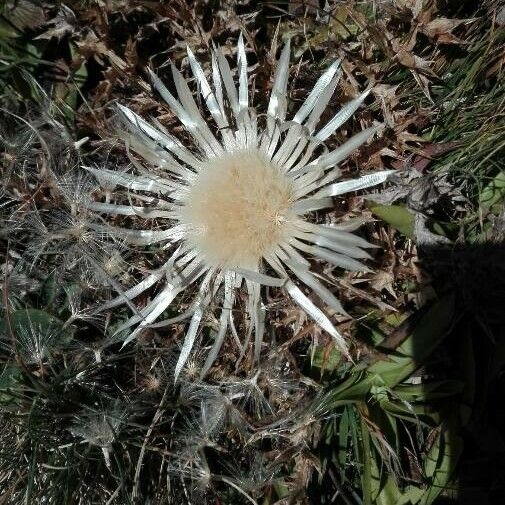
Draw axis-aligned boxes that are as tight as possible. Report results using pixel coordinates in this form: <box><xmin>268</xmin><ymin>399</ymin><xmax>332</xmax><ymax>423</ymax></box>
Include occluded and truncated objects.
<box><xmin>86</xmin><ymin>35</ymin><xmax>395</xmax><ymax>381</ymax></box>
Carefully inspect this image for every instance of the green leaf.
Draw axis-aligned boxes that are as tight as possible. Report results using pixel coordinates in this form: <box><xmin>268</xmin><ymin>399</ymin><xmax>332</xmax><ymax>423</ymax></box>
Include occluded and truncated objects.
<box><xmin>322</xmin><ymin>296</ymin><xmax>455</xmax><ymax>411</ymax></box>
<box><xmin>0</xmin><ymin>308</ymin><xmax>72</xmax><ymax>354</ymax></box>
<box><xmin>311</xmin><ymin>344</ymin><xmax>341</xmax><ymax>373</ymax></box>
<box><xmin>273</xmin><ymin>480</ymin><xmax>290</xmax><ymax>500</ymax></box>
<box><xmin>371</xmin><ymin>205</ymin><xmax>415</xmax><ymax>237</ymax></box>
<box><xmin>61</xmin><ymin>42</ymin><xmax>88</xmax><ymax>123</ymax></box>
<box><xmin>0</xmin><ymin>18</ymin><xmax>21</xmax><ymax>38</ymax></box>
<box><xmin>368</xmin><ymin>295</ymin><xmax>455</xmax><ymax>387</ymax></box>
<box><xmin>420</xmin><ymin>419</ymin><xmax>462</xmax><ymax>505</ymax></box>
<box><xmin>338</xmin><ymin>407</ymin><xmax>350</xmax><ymax>469</ymax></box>
<box><xmin>0</xmin><ymin>365</ymin><xmax>22</xmax><ymax>403</ymax></box>
<box><xmin>480</xmin><ymin>171</ymin><xmax>505</xmax><ymax>209</ymax></box>
<box><xmin>381</xmin><ymin>399</ymin><xmax>440</xmax><ymax>424</ymax></box>
<box><xmin>40</xmin><ymin>273</ymin><xmax>59</xmax><ymax>310</ymax></box>
<box><xmin>361</xmin><ymin>418</ymin><xmax>373</xmax><ymax>505</ymax></box>
<box><xmin>394</xmin><ymin>380</ymin><xmax>463</xmax><ymax>402</ymax></box>
<box><xmin>398</xmin><ymin>485</ymin><xmax>424</xmax><ymax>505</ymax></box>
<box><xmin>1</xmin><ymin>308</ymin><xmax>65</xmax><ymax>333</ymax></box>
<box><xmin>371</xmin><ymin>459</ymin><xmax>405</xmax><ymax>505</ymax></box>
<box><xmin>384</xmin><ymin>312</ymin><xmax>409</xmax><ymax>328</ymax></box>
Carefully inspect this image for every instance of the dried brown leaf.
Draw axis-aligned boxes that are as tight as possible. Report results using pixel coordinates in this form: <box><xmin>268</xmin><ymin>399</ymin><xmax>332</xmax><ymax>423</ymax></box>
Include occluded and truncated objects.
<box><xmin>420</xmin><ymin>17</ymin><xmax>477</xmax><ymax>45</ymax></box>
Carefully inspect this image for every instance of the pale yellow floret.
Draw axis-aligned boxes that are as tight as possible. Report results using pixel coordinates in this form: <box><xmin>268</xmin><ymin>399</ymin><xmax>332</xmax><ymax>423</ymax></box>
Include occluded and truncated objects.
<box><xmin>178</xmin><ymin>150</ymin><xmax>296</xmax><ymax>269</ymax></box>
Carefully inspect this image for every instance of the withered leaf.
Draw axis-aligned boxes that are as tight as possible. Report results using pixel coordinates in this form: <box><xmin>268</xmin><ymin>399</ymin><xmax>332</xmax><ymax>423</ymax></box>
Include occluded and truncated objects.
<box><xmin>35</xmin><ymin>6</ymin><xmax>76</xmax><ymax>41</ymax></box>
<box><xmin>420</xmin><ymin>17</ymin><xmax>476</xmax><ymax>45</ymax></box>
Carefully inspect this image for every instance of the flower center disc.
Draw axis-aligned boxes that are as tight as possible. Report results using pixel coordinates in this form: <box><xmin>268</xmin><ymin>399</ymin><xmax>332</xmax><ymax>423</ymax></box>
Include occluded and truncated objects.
<box><xmin>179</xmin><ymin>150</ymin><xmax>295</xmax><ymax>269</ymax></box>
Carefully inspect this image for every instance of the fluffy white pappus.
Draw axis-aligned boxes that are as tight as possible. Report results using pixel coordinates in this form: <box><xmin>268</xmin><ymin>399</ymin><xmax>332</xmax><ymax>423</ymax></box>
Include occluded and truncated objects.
<box><xmin>70</xmin><ymin>403</ymin><xmax>127</xmax><ymax>469</ymax></box>
<box><xmin>177</xmin><ymin>150</ymin><xmax>296</xmax><ymax>269</ymax></box>
<box><xmin>15</xmin><ymin>316</ymin><xmax>61</xmax><ymax>365</ymax></box>
<box><xmin>86</xmin><ymin>35</ymin><xmax>396</xmax><ymax>378</ymax></box>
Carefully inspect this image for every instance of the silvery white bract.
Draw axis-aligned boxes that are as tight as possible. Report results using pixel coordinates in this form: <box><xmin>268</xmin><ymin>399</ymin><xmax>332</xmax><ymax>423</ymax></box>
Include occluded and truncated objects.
<box><xmin>86</xmin><ymin>35</ymin><xmax>394</xmax><ymax>380</ymax></box>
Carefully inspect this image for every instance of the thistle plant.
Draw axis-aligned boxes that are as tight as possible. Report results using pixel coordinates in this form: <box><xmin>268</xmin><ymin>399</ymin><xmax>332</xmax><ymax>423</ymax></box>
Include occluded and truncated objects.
<box><xmin>87</xmin><ymin>35</ymin><xmax>394</xmax><ymax>379</ymax></box>
<box><xmin>0</xmin><ymin>34</ymin><xmax>397</xmax><ymax>503</ymax></box>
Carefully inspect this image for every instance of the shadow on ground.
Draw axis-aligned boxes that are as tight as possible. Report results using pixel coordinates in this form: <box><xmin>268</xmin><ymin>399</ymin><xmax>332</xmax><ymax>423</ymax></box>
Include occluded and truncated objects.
<box><xmin>418</xmin><ymin>241</ymin><xmax>505</xmax><ymax>504</ymax></box>
<box><xmin>308</xmin><ymin>240</ymin><xmax>505</xmax><ymax>504</ymax></box>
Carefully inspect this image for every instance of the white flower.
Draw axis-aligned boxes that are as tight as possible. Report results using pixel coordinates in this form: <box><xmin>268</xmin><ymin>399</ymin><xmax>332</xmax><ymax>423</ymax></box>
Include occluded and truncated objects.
<box><xmin>87</xmin><ymin>35</ymin><xmax>394</xmax><ymax>380</ymax></box>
